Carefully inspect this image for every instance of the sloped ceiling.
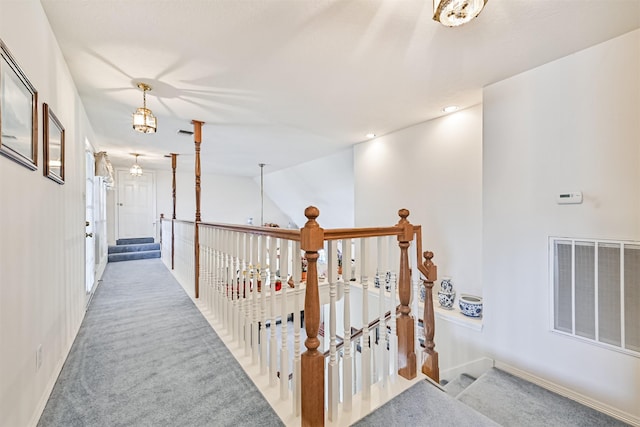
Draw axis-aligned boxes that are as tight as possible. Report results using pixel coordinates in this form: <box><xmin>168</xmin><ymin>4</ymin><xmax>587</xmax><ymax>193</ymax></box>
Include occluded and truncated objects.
<box><xmin>40</xmin><ymin>0</ymin><xmax>640</xmax><ymax>176</ymax></box>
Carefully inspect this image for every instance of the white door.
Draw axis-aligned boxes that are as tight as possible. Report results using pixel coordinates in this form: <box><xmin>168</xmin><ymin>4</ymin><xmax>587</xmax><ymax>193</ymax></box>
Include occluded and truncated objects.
<box><xmin>117</xmin><ymin>169</ymin><xmax>156</xmax><ymax>239</ymax></box>
<box><xmin>85</xmin><ymin>150</ymin><xmax>96</xmax><ymax>299</ymax></box>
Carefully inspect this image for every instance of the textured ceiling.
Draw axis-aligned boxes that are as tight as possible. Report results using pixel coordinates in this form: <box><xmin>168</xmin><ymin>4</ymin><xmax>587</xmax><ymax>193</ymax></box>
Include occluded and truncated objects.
<box><xmin>40</xmin><ymin>0</ymin><xmax>640</xmax><ymax>176</ymax></box>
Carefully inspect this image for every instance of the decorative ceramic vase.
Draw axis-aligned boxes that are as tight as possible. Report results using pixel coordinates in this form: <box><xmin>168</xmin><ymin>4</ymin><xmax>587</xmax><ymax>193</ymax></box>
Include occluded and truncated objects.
<box><xmin>437</xmin><ymin>277</ymin><xmax>455</xmax><ymax>309</ymax></box>
<box><xmin>459</xmin><ymin>294</ymin><xmax>483</xmax><ymax>317</ymax></box>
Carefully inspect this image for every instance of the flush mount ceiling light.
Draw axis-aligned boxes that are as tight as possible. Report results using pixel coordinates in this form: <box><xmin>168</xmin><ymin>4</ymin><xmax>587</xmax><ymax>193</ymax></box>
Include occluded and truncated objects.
<box><xmin>443</xmin><ymin>105</ymin><xmax>459</xmax><ymax>113</ymax></box>
<box><xmin>132</xmin><ymin>83</ymin><xmax>157</xmax><ymax>134</ymax></box>
<box><xmin>366</xmin><ymin>133</ymin><xmax>376</xmax><ymax>139</ymax></box>
<box><xmin>129</xmin><ymin>153</ymin><xmax>143</xmax><ymax>177</ymax></box>
<box><xmin>433</xmin><ymin>0</ymin><xmax>488</xmax><ymax>27</ymax></box>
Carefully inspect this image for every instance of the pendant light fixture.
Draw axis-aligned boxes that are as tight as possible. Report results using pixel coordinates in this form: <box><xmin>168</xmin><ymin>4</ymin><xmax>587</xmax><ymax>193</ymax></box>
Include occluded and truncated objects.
<box><xmin>132</xmin><ymin>83</ymin><xmax>157</xmax><ymax>134</ymax></box>
<box><xmin>130</xmin><ymin>153</ymin><xmax>143</xmax><ymax>177</ymax></box>
<box><xmin>433</xmin><ymin>0</ymin><xmax>488</xmax><ymax>27</ymax></box>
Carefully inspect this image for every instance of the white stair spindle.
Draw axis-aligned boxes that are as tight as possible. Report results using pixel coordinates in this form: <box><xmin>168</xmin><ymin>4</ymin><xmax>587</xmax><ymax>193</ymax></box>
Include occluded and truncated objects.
<box><xmin>269</xmin><ymin>237</ymin><xmax>278</xmax><ymax>387</ymax></box>
<box><xmin>292</xmin><ymin>241</ymin><xmax>302</xmax><ymax>417</ymax></box>
<box><xmin>280</xmin><ymin>240</ymin><xmax>289</xmax><ymax>401</ymax></box>
<box><xmin>245</xmin><ymin>234</ymin><xmax>254</xmax><ymax>358</ymax></box>
<box><xmin>342</xmin><ymin>238</ymin><xmax>353</xmax><ymax>411</ymax></box>
<box><xmin>389</xmin><ymin>235</ymin><xmax>398</xmax><ymax>380</ymax></box>
<box><xmin>260</xmin><ymin>235</ymin><xmax>268</xmax><ymax>375</ymax></box>
<box><xmin>410</xmin><ymin>235</ymin><xmax>421</xmax><ymax>355</ymax></box>
<box><xmin>361</xmin><ymin>238</ymin><xmax>371</xmax><ymax>401</ymax></box>
<box><xmin>328</xmin><ymin>240</ymin><xmax>338</xmax><ymax>421</ymax></box>
<box><xmin>252</xmin><ymin>235</ymin><xmax>259</xmax><ymax>364</ymax></box>
<box><xmin>378</xmin><ymin>236</ymin><xmax>389</xmax><ymax>387</ymax></box>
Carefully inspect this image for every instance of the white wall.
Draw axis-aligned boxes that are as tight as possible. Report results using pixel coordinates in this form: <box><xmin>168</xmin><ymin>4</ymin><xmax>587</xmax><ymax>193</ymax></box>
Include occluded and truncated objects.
<box><xmin>0</xmin><ymin>1</ymin><xmax>97</xmax><ymax>425</ymax></box>
<box><xmin>483</xmin><ymin>29</ymin><xmax>640</xmax><ymax>420</ymax></box>
<box><xmin>156</xmin><ymin>170</ymin><xmax>293</xmax><ymax>227</ymax></box>
<box><xmin>354</xmin><ymin>105</ymin><xmax>483</xmax><ymax>298</ymax></box>
<box><xmin>262</xmin><ymin>149</ymin><xmax>355</xmax><ymax>229</ymax></box>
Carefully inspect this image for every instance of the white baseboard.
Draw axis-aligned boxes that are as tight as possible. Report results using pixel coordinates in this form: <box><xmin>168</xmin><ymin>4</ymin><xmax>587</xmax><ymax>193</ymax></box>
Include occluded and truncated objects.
<box><xmin>440</xmin><ymin>357</ymin><xmax>494</xmax><ymax>382</ymax></box>
<box><xmin>27</xmin><ymin>321</ymin><xmax>84</xmax><ymax>427</ymax></box>
<box><xmin>495</xmin><ymin>361</ymin><xmax>640</xmax><ymax>427</ymax></box>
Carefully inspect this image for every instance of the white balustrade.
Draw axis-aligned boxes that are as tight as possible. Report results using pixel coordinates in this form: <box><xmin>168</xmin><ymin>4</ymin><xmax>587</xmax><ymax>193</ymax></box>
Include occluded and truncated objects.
<box><xmin>162</xmin><ymin>214</ymin><xmax>433</xmax><ymax>426</ymax></box>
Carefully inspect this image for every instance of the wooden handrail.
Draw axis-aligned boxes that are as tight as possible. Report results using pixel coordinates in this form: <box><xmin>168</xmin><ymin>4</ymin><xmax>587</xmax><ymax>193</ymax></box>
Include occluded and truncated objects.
<box><xmin>323</xmin><ymin>226</ymin><xmax>402</xmax><ymax>240</ymax></box>
<box><xmin>323</xmin><ymin>309</ymin><xmax>393</xmax><ymax>358</ymax></box>
<box><xmin>199</xmin><ymin>221</ymin><xmax>301</xmax><ymax>241</ymax></box>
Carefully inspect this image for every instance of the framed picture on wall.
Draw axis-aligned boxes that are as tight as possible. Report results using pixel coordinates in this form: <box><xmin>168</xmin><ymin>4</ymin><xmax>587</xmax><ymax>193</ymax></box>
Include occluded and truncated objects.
<box><xmin>0</xmin><ymin>38</ymin><xmax>38</xmax><ymax>170</ymax></box>
<box><xmin>43</xmin><ymin>103</ymin><xmax>65</xmax><ymax>184</ymax></box>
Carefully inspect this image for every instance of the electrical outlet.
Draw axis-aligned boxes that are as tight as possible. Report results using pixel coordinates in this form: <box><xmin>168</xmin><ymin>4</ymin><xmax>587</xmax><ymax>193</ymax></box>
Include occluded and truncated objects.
<box><xmin>36</xmin><ymin>344</ymin><xmax>42</xmax><ymax>371</ymax></box>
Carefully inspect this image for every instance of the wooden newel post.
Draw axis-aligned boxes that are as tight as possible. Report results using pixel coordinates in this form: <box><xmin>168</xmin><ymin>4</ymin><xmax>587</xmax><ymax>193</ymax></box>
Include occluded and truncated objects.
<box><xmin>192</xmin><ymin>120</ymin><xmax>204</xmax><ymax>299</ymax></box>
<box><xmin>171</xmin><ymin>153</ymin><xmax>178</xmax><ymax>271</ymax></box>
<box><xmin>420</xmin><ymin>251</ymin><xmax>439</xmax><ymax>382</ymax></box>
<box><xmin>300</xmin><ymin>206</ymin><xmax>325</xmax><ymax>427</ymax></box>
<box><xmin>396</xmin><ymin>208</ymin><xmax>417</xmax><ymax>380</ymax></box>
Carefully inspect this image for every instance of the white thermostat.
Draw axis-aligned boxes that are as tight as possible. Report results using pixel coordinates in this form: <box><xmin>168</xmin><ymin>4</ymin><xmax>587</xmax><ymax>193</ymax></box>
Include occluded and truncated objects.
<box><xmin>557</xmin><ymin>191</ymin><xmax>583</xmax><ymax>205</ymax></box>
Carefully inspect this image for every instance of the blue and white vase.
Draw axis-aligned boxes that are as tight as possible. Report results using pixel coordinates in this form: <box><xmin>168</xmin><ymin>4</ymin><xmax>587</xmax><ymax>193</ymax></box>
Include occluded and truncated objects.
<box><xmin>437</xmin><ymin>277</ymin><xmax>455</xmax><ymax>309</ymax></box>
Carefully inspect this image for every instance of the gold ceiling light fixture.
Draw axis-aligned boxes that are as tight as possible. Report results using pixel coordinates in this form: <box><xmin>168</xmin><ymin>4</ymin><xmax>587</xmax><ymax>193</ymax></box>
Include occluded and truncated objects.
<box><xmin>433</xmin><ymin>0</ymin><xmax>488</xmax><ymax>27</ymax></box>
<box><xmin>132</xmin><ymin>83</ymin><xmax>157</xmax><ymax>134</ymax></box>
<box><xmin>130</xmin><ymin>153</ymin><xmax>143</xmax><ymax>177</ymax></box>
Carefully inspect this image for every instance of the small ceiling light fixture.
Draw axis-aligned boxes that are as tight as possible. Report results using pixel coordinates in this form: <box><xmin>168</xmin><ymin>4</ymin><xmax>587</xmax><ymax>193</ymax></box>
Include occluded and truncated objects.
<box><xmin>433</xmin><ymin>0</ymin><xmax>488</xmax><ymax>27</ymax></box>
<box><xmin>366</xmin><ymin>133</ymin><xmax>376</xmax><ymax>139</ymax></box>
<box><xmin>132</xmin><ymin>83</ymin><xmax>157</xmax><ymax>134</ymax></box>
<box><xmin>443</xmin><ymin>105</ymin><xmax>459</xmax><ymax>113</ymax></box>
<box><xmin>130</xmin><ymin>153</ymin><xmax>143</xmax><ymax>177</ymax></box>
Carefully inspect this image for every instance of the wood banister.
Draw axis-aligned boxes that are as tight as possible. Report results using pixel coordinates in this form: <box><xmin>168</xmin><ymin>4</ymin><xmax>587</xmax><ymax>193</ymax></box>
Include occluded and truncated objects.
<box><xmin>301</xmin><ymin>206</ymin><xmax>325</xmax><ymax>427</ymax></box>
<box><xmin>192</xmin><ymin>120</ymin><xmax>204</xmax><ymax>298</ymax></box>
<box><xmin>420</xmin><ymin>251</ymin><xmax>439</xmax><ymax>383</ymax></box>
<box><xmin>171</xmin><ymin>153</ymin><xmax>177</xmax><ymax>270</ymax></box>
<box><xmin>396</xmin><ymin>208</ymin><xmax>417</xmax><ymax>380</ymax></box>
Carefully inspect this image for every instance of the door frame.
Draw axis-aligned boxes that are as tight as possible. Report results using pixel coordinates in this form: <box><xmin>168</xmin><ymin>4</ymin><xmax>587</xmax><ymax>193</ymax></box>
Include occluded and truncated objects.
<box><xmin>115</xmin><ymin>168</ymin><xmax>157</xmax><ymax>241</ymax></box>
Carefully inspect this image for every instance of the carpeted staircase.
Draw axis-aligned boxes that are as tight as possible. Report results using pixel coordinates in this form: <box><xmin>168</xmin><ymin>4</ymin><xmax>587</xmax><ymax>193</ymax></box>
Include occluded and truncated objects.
<box><xmin>438</xmin><ymin>368</ymin><xmax>629</xmax><ymax>427</ymax></box>
<box><xmin>108</xmin><ymin>237</ymin><xmax>160</xmax><ymax>262</ymax></box>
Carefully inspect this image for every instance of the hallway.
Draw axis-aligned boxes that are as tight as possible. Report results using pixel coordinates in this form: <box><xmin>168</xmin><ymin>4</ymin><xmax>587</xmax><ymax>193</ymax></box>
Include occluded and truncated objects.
<box><xmin>37</xmin><ymin>259</ymin><xmax>283</xmax><ymax>427</ymax></box>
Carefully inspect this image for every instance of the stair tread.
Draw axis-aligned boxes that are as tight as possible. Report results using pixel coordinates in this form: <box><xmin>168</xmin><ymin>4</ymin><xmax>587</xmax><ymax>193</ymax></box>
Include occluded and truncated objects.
<box><xmin>116</xmin><ymin>237</ymin><xmax>154</xmax><ymax>245</ymax></box>
<box><xmin>108</xmin><ymin>250</ymin><xmax>161</xmax><ymax>262</ymax></box>
<box><xmin>108</xmin><ymin>243</ymin><xmax>160</xmax><ymax>254</ymax></box>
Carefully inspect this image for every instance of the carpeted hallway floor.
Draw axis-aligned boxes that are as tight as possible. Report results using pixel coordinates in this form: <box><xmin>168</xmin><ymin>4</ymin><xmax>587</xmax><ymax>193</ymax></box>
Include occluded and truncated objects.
<box><xmin>38</xmin><ymin>258</ymin><xmax>284</xmax><ymax>427</ymax></box>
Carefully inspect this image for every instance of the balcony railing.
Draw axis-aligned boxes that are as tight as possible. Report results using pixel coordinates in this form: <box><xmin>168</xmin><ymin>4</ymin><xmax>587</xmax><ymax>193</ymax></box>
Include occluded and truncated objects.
<box><xmin>160</xmin><ymin>207</ymin><xmax>439</xmax><ymax>426</ymax></box>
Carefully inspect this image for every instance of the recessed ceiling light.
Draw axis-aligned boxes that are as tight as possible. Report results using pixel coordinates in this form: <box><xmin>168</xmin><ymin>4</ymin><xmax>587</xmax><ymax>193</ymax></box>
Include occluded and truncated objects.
<box><xmin>366</xmin><ymin>133</ymin><xmax>376</xmax><ymax>139</ymax></box>
<box><xmin>443</xmin><ymin>106</ymin><xmax>459</xmax><ymax>113</ymax></box>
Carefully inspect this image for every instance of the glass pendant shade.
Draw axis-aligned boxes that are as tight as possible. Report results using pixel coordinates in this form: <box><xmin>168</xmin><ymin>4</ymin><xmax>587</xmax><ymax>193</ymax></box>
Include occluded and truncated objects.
<box><xmin>130</xmin><ymin>154</ymin><xmax>143</xmax><ymax>177</ymax></box>
<box><xmin>433</xmin><ymin>0</ymin><xmax>487</xmax><ymax>27</ymax></box>
<box><xmin>132</xmin><ymin>107</ymin><xmax>157</xmax><ymax>134</ymax></box>
<box><xmin>132</xmin><ymin>83</ymin><xmax>157</xmax><ymax>134</ymax></box>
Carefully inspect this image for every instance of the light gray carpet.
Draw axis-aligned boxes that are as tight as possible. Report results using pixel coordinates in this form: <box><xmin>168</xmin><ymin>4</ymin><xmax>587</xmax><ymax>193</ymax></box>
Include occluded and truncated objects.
<box><xmin>38</xmin><ymin>258</ymin><xmax>283</xmax><ymax>427</ymax></box>
<box><xmin>352</xmin><ymin>380</ymin><xmax>500</xmax><ymax>427</ymax></box>
<box><xmin>456</xmin><ymin>368</ymin><xmax>629</xmax><ymax>427</ymax></box>
<box><xmin>442</xmin><ymin>373</ymin><xmax>476</xmax><ymax>398</ymax></box>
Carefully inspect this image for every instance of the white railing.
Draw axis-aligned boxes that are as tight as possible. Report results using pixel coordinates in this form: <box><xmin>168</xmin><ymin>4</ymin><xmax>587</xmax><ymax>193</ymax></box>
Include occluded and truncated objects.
<box><xmin>161</xmin><ymin>208</ymin><xmax>437</xmax><ymax>426</ymax></box>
